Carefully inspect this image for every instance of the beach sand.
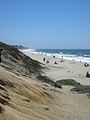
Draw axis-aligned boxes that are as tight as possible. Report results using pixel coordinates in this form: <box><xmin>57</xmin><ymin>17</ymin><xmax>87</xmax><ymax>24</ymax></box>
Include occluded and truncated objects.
<box><xmin>0</xmin><ymin>63</ymin><xmax>90</xmax><ymax>120</ymax></box>
<box><xmin>0</xmin><ymin>50</ymin><xmax>90</xmax><ymax>120</ymax></box>
<box><xmin>22</xmin><ymin>50</ymin><xmax>90</xmax><ymax>85</ymax></box>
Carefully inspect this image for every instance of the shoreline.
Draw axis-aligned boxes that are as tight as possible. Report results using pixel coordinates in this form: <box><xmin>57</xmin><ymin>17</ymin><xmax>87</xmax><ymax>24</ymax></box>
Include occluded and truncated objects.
<box><xmin>21</xmin><ymin>49</ymin><xmax>90</xmax><ymax>64</ymax></box>
<box><xmin>21</xmin><ymin>49</ymin><xmax>90</xmax><ymax>85</ymax></box>
<box><xmin>0</xmin><ymin>44</ymin><xmax>90</xmax><ymax>120</ymax></box>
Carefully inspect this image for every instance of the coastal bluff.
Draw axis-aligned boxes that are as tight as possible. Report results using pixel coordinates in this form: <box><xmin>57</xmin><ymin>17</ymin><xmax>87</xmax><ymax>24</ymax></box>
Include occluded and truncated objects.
<box><xmin>0</xmin><ymin>42</ymin><xmax>90</xmax><ymax>120</ymax></box>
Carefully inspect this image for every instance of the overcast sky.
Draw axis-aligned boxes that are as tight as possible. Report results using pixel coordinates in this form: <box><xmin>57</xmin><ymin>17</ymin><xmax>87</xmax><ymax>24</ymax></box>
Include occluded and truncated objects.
<box><xmin>0</xmin><ymin>0</ymin><xmax>90</xmax><ymax>49</ymax></box>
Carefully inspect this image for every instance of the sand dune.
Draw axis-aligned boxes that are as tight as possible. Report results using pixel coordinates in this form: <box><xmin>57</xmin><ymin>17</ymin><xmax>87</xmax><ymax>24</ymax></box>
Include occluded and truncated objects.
<box><xmin>0</xmin><ymin>45</ymin><xmax>90</xmax><ymax>120</ymax></box>
<box><xmin>0</xmin><ymin>61</ymin><xmax>90</xmax><ymax>120</ymax></box>
<box><xmin>0</xmin><ymin>65</ymin><xmax>58</xmax><ymax>120</ymax></box>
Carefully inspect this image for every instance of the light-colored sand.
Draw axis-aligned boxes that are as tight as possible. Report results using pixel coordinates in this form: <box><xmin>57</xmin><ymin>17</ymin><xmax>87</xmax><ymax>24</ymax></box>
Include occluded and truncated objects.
<box><xmin>0</xmin><ymin>65</ymin><xmax>90</xmax><ymax>120</ymax></box>
<box><xmin>0</xmin><ymin>51</ymin><xmax>90</xmax><ymax>120</ymax></box>
<box><xmin>22</xmin><ymin>51</ymin><xmax>90</xmax><ymax>85</ymax></box>
<box><xmin>0</xmin><ymin>65</ymin><xmax>57</xmax><ymax>120</ymax></box>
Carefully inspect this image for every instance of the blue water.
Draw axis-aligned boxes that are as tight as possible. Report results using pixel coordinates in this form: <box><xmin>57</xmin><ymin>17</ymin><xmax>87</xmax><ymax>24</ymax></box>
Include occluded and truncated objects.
<box><xmin>36</xmin><ymin>49</ymin><xmax>90</xmax><ymax>58</ymax></box>
<box><xmin>22</xmin><ymin>49</ymin><xmax>90</xmax><ymax>63</ymax></box>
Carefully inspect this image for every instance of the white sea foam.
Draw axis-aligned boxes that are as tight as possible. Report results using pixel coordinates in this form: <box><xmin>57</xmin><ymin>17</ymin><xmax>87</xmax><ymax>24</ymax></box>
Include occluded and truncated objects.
<box><xmin>21</xmin><ymin>49</ymin><xmax>90</xmax><ymax>63</ymax></box>
<box><xmin>22</xmin><ymin>49</ymin><xmax>35</xmax><ymax>52</ymax></box>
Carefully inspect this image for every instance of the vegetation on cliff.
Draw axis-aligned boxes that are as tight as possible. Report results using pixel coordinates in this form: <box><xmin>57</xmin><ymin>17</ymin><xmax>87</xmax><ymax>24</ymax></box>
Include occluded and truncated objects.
<box><xmin>0</xmin><ymin>42</ymin><xmax>44</xmax><ymax>75</ymax></box>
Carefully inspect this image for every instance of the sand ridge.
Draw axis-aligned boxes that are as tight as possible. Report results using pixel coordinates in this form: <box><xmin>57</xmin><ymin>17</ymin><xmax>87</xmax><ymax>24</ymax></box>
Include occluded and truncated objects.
<box><xmin>0</xmin><ymin>51</ymin><xmax>90</xmax><ymax>120</ymax></box>
<box><xmin>0</xmin><ymin>65</ymin><xmax>58</xmax><ymax>120</ymax></box>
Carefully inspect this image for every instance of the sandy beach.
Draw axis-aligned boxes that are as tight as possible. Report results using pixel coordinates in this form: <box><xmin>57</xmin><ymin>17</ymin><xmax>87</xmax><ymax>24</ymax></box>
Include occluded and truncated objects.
<box><xmin>21</xmin><ymin>50</ymin><xmax>90</xmax><ymax>85</ymax></box>
<box><xmin>0</xmin><ymin>63</ymin><xmax>90</xmax><ymax>120</ymax></box>
<box><xmin>0</xmin><ymin>44</ymin><xmax>90</xmax><ymax>120</ymax></box>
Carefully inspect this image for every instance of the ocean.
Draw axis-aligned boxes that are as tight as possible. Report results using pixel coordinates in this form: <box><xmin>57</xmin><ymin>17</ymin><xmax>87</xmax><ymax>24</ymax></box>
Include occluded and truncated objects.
<box><xmin>23</xmin><ymin>49</ymin><xmax>90</xmax><ymax>63</ymax></box>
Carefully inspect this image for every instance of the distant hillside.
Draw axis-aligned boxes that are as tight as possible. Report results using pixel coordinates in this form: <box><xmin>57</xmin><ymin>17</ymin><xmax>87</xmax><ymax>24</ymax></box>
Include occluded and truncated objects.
<box><xmin>12</xmin><ymin>45</ymin><xmax>28</xmax><ymax>49</ymax></box>
<box><xmin>0</xmin><ymin>42</ymin><xmax>44</xmax><ymax>76</ymax></box>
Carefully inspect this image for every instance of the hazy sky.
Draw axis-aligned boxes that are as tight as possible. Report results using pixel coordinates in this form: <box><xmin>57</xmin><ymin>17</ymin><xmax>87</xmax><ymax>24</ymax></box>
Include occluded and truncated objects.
<box><xmin>0</xmin><ymin>0</ymin><xmax>90</xmax><ymax>49</ymax></box>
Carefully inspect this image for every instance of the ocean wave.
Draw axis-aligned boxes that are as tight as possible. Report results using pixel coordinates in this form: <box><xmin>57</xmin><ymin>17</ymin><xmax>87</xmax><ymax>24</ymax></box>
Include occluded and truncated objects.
<box><xmin>36</xmin><ymin>50</ymin><xmax>90</xmax><ymax>63</ymax></box>
<box><xmin>21</xmin><ymin>49</ymin><xmax>36</xmax><ymax>53</ymax></box>
<box><xmin>21</xmin><ymin>49</ymin><xmax>90</xmax><ymax>63</ymax></box>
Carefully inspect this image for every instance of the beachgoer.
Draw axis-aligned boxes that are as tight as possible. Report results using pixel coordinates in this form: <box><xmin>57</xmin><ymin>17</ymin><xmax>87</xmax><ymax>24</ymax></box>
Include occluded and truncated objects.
<box><xmin>46</xmin><ymin>60</ymin><xmax>49</xmax><ymax>64</ymax></box>
<box><xmin>86</xmin><ymin>71</ymin><xmax>90</xmax><ymax>77</ymax></box>
<box><xmin>53</xmin><ymin>56</ymin><xmax>55</xmax><ymax>58</ymax></box>
<box><xmin>54</xmin><ymin>61</ymin><xmax>58</xmax><ymax>64</ymax></box>
<box><xmin>61</xmin><ymin>56</ymin><xmax>63</xmax><ymax>59</ymax></box>
<box><xmin>61</xmin><ymin>59</ymin><xmax>64</xmax><ymax>62</ymax></box>
<box><xmin>84</xmin><ymin>62</ymin><xmax>89</xmax><ymax>67</ymax></box>
<box><xmin>43</xmin><ymin>57</ymin><xmax>45</xmax><ymax>62</ymax></box>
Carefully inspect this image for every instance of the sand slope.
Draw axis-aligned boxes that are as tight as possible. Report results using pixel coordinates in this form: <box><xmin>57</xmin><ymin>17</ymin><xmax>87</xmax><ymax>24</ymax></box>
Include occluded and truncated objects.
<box><xmin>0</xmin><ymin>63</ymin><xmax>90</xmax><ymax>120</ymax></box>
<box><xmin>0</xmin><ymin>65</ymin><xmax>57</xmax><ymax>120</ymax></box>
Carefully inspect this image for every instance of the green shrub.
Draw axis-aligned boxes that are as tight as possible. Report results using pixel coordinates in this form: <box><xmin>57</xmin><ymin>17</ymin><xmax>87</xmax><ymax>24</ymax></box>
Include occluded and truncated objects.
<box><xmin>71</xmin><ymin>85</ymin><xmax>90</xmax><ymax>94</ymax></box>
<box><xmin>56</xmin><ymin>79</ymin><xmax>80</xmax><ymax>86</ymax></box>
<box><xmin>36</xmin><ymin>75</ymin><xmax>62</xmax><ymax>88</ymax></box>
<box><xmin>56</xmin><ymin>79</ymin><xmax>90</xmax><ymax>97</ymax></box>
<box><xmin>0</xmin><ymin>42</ymin><xmax>45</xmax><ymax>75</ymax></box>
<box><xmin>44</xmin><ymin>107</ymin><xmax>49</xmax><ymax>111</ymax></box>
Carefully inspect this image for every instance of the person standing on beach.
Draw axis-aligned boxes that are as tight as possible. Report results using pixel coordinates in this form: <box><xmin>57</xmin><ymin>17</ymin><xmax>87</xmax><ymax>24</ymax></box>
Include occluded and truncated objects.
<box><xmin>46</xmin><ymin>60</ymin><xmax>49</xmax><ymax>64</ymax></box>
<box><xmin>43</xmin><ymin>57</ymin><xmax>45</xmax><ymax>62</ymax></box>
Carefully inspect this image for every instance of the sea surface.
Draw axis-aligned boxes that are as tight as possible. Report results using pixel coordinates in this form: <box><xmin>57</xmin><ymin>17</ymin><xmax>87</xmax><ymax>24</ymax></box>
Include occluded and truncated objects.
<box><xmin>23</xmin><ymin>49</ymin><xmax>90</xmax><ymax>63</ymax></box>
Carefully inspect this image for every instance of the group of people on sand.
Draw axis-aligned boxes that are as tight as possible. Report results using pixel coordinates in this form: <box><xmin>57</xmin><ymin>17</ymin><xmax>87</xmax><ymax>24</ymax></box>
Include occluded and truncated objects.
<box><xmin>84</xmin><ymin>62</ymin><xmax>89</xmax><ymax>67</ymax></box>
<box><xmin>43</xmin><ymin>57</ymin><xmax>49</xmax><ymax>64</ymax></box>
<box><xmin>84</xmin><ymin>62</ymin><xmax>90</xmax><ymax>78</ymax></box>
<box><xmin>43</xmin><ymin>55</ymin><xmax>90</xmax><ymax>78</ymax></box>
<box><xmin>43</xmin><ymin>55</ymin><xmax>64</xmax><ymax>65</ymax></box>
